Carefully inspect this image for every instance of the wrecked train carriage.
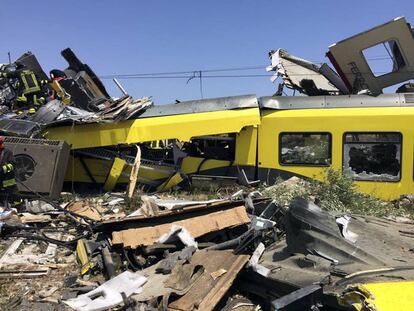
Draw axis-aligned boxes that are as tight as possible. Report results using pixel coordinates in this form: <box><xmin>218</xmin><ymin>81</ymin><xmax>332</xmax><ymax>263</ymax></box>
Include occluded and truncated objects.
<box><xmin>41</xmin><ymin>16</ymin><xmax>414</xmax><ymax>199</ymax></box>
<box><xmin>43</xmin><ymin>91</ymin><xmax>414</xmax><ymax>200</ymax></box>
<box><xmin>258</xmin><ymin>92</ymin><xmax>414</xmax><ymax>201</ymax></box>
<box><xmin>258</xmin><ymin>16</ymin><xmax>414</xmax><ymax>200</ymax></box>
<box><xmin>268</xmin><ymin>16</ymin><xmax>414</xmax><ymax>97</ymax></box>
<box><xmin>42</xmin><ymin>95</ymin><xmax>260</xmax><ymax>191</ymax></box>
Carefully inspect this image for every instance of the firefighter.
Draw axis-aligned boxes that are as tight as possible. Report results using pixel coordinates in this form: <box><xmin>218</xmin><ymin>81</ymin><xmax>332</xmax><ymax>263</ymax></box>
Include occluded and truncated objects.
<box><xmin>0</xmin><ymin>136</ymin><xmax>17</xmax><ymax>209</ymax></box>
<box><xmin>50</xmin><ymin>69</ymin><xmax>67</xmax><ymax>82</ymax></box>
<box><xmin>48</xmin><ymin>69</ymin><xmax>69</xmax><ymax>102</ymax></box>
<box><xmin>0</xmin><ymin>65</ymin><xmax>49</xmax><ymax>114</ymax></box>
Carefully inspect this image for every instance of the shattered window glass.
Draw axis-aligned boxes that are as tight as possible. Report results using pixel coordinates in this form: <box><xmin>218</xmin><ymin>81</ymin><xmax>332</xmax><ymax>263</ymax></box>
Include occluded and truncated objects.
<box><xmin>280</xmin><ymin>133</ymin><xmax>331</xmax><ymax>166</ymax></box>
<box><xmin>183</xmin><ymin>134</ymin><xmax>236</xmax><ymax>161</ymax></box>
<box><xmin>140</xmin><ymin>140</ymin><xmax>176</xmax><ymax>164</ymax></box>
<box><xmin>343</xmin><ymin>132</ymin><xmax>402</xmax><ymax>181</ymax></box>
<box><xmin>362</xmin><ymin>41</ymin><xmax>406</xmax><ymax>77</ymax></box>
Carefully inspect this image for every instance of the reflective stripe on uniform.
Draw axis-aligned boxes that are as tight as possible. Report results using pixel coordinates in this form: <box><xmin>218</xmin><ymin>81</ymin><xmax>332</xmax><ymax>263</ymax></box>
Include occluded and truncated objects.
<box><xmin>2</xmin><ymin>178</ymin><xmax>16</xmax><ymax>187</ymax></box>
<box><xmin>21</xmin><ymin>70</ymin><xmax>40</xmax><ymax>95</ymax></box>
<box><xmin>17</xmin><ymin>95</ymin><xmax>27</xmax><ymax>103</ymax></box>
<box><xmin>33</xmin><ymin>95</ymin><xmax>45</xmax><ymax>106</ymax></box>
<box><xmin>2</xmin><ymin>164</ymin><xmax>13</xmax><ymax>173</ymax></box>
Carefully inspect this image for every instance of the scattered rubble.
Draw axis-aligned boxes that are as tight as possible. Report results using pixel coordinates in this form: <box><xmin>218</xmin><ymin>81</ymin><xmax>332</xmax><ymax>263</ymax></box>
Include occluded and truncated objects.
<box><xmin>0</xmin><ymin>48</ymin><xmax>152</xmax><ymax>135</ymax></box>
<box><xmin>1</xmin><ymin>180</ymin><xmax>413</xmax><ymax>310</ymax></box>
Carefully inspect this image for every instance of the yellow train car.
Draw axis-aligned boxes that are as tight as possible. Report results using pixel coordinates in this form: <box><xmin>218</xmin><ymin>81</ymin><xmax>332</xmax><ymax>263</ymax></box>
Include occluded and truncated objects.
<box><xmin>44</xmin><ymin>93</ymin><xmax>414</xmax><ymax>200</ymax></box>
<box><xmin>258</xmin><ymin>93</ymin><xmax>414</xmax><ymax>200</ymax></box>
<box><xmin>43</xmin><ymin>95</ymin><xmax>260</xmax><ymax>191</ymax></box>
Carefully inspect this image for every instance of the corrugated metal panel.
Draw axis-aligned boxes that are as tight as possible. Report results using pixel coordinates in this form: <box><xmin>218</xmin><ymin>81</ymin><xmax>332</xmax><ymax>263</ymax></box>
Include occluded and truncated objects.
<box><xmin>259</xmin><ymin>93</ymin><xmax>414</xmax><ymax>110</ymax></box>
<box><xmin>138</xmin><ymin>94</ymin><xmax>258</xmax><ymax>118</ymax></box>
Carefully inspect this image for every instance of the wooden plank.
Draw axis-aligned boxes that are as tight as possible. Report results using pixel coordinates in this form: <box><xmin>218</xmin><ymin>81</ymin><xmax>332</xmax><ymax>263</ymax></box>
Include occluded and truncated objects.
<box><xmin>197</xmin><ymin>255</ymin><xmax>249</xmax><ymax>311</ymax></box>
<box><xmin>167</xmin><ymin>250</ymin><xmax>249</xmax><ymax>311</ymax></box>
<box><xmin>20</xmin><ymin>213</ymin><xmax>52</xmax><ymax>223</ymax></box>
<box><xmin>112</xmin><ymin>206</ymin><xmax>250</xmax><ymax>248</ymax></box>
<box><xmin>0</xmin><ymin>239</ymin><xmax>23</xmax><ymax>266</ymax></box>
<box><xmin>0</xmin><ymin>268</ymin><xmax>50</xmax><ymax>278</ymax></box>
<box><xmin>100</xmin><ymin>199</ymin><xmax>234</xmax><ymax>225</ymax></box>
<box><xmin>127</xmin><ymin>145</ymin><xmax>141</xmax><ymax>199</ymax></box>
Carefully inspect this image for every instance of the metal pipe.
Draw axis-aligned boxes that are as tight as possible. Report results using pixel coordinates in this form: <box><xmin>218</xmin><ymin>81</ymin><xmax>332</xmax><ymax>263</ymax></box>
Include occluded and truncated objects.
<box><xmin>113</xmin><ymin>78</ymin><xmax>128</xmax><ymax>96</ymax></box>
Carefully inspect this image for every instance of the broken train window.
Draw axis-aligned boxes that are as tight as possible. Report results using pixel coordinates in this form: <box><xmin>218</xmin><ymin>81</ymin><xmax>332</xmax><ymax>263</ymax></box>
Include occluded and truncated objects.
<box><xmin>279</xmin><ymin>133</ymin><xmax>331</xmax><ymax>166</ymax></box>
<box><xmin>182</xmin><ymin>134</ymin><xmax>236</xmax><ymax>161</ymax></box>
<box><xmin>140</xmin><ymin>140</ymin><xmax>176</xmax><ymax>164</ymax></box>
<box><xmin>362</xmin><ymin>41</ymin><xmax>406</xmax><ymax>77</ymax></box>
<box><xmin>139</xmin><ymin>134</ymin><xmax>236</xmax><ymax>165</ymax></box>
<box><xmin>343</xmin><ymin>132</ymin><xmax>402</xmax><ymax>181</ymax></box>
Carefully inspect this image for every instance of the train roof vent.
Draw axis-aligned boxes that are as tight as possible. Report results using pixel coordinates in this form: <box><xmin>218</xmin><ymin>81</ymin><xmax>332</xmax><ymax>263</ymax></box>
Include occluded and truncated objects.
<box><xmin>4</xmin><ymin>137</ymin><xmax>62</xmax><ymax>146</ymax></box>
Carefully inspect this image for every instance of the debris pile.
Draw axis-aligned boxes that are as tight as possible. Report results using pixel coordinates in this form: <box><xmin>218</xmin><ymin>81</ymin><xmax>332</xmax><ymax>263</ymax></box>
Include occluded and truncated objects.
<box><xmin>1</xmin><ymin>183</ymin><xmax>414</xmax><ymax>310</ymax></box>
<box><xmin>0</xmin><ymin>48</ymin><xmax>152</xmax><ymax>138</ymax></box>
<box><xmin>267</xmin><ymin>17</ymin><xmax>414</xmax><ymax>96</ymax></box>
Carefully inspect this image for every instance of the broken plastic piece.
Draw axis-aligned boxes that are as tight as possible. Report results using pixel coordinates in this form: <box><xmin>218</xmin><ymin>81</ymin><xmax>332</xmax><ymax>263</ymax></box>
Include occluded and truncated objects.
<box><xmin>248</xmin><ymin>242</ymin><xmax>270</xmax><ymax>277</ymax></box>
<box><xmin>64</xmin><ymin>271</ymin><xmax>147</xmax><ymax>311</ymax></box>
<box><xmin>76</xmin><ymin>239</ymin><xmax>95</xmax><ymax>276</ymax></box>
<box><xmin>156</xmin><ymin>224</ymin><xmax>198</xmax><ymax>248</ymax></box>
<box><xmin>336</xmin><ymin>215</ymin><xmax>358</xmax><ymax>243</ymax></box>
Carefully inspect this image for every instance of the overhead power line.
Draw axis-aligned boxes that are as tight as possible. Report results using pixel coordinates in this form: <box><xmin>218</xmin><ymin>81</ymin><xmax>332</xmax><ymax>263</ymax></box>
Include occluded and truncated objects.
<box><xmin>99</xmin><ymin>55</ymin><xmax>395</xmax><ymax>80</ymax></box>
<box><xmin>100</xmin><ymin>74</ymin><xmax>273</xmax><ymax>80</ymax></box>
<box><xmin>97</xmin><ymin>54</ymin><xmax>400</xmax><ymax>98</ymax></box>
<box><xmin>100</xmin><ymin>71</ymin><xmax>401</xmax><ymax>80</ymax></box>
<box><xmin>99</xmin><ymin>65</ymin><xmax>268</xmax><ymax>79</ymax></box>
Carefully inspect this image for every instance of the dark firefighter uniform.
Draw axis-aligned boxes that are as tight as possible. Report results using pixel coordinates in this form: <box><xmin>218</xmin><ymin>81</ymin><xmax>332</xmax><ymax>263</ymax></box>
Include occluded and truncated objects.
<box><xmin>0</xmin><ymin>68</ymin><xmax>49</xmax><ymax>114</ymax></box>
<box><xmin>0</xmin><ymin>137</ymin><xmax>17</xmax><ymax>195</ymax></box>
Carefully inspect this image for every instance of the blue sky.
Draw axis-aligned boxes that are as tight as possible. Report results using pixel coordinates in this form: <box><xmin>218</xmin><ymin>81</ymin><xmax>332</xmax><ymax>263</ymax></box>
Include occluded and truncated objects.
<box><xmin>1</xmin><ymin>1</ymin><xmax>413</xmax><ymax>104</ymax></box>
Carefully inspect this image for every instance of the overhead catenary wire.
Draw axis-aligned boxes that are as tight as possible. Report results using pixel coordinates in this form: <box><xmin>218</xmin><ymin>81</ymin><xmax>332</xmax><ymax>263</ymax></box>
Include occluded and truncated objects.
<box><xmin>100</xmin><ymin>56</ymin><xmax>394</xmax><ymax>78</ymax></box>
<box><xmin>98</xmin><ymin>56</ymin><xmax>398</xmax><ymax>80</ymax></box>
<box><xmin>99</xmin><ymin>65</ymin><xmax>269</xmax><ymax>79</ymax></box>
<box><xmin>101</xmin><ymin>74</ymin><xmax>272</xmax><ymax>79</ymax></box>
<box><xmin>100</xmin><ymin>71</ymin><xmax>400</xmax><ymax>80</ymax></box>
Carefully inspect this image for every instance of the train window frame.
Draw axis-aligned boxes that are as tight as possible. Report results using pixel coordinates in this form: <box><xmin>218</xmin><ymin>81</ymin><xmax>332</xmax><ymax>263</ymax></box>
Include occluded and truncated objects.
<box><xmin>342</xmin><ymin>132</ymin><xmax>402</xmax><ymax>182</ymax></box>
<box><xmin>183</xmin><ymin>134</ymin><xmax>236</xmax><ymax>162</ymax></box>
<box><xmin>362</xmin><ymin>41</ymin><xmax>406</xmax><ymax>78</ymax></box>
<box><xmin>278</xmin><ymin>132</ymin><xmax>332</xmax><ymax>167</ymax></box>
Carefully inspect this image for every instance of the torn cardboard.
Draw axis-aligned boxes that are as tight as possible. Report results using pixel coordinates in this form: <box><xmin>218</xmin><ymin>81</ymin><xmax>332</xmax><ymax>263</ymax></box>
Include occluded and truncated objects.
<box><xmin>67</xmin><ymin>201</ymin><xmax>102</xmax><ymax>221</ymax></box>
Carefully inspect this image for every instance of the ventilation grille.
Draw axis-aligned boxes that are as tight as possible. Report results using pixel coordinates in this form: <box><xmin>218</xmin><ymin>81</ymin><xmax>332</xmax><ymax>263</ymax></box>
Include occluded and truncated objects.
<box><xmin>4</xmin><ymin>137</ymin><xmax>62</xmax><ymax>146</ymax></box>
<box><xmin>404</xmin><ymin>94</ymin><xmax>414</xmax><ymax>103</ymax></box>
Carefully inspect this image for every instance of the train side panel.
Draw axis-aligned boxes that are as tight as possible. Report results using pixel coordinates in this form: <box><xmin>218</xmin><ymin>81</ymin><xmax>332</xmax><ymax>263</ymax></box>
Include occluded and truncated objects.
<box><xmin>258</xmin><ymin>107</ymin><xmax>414</xmax><ymax>200</ymax></box>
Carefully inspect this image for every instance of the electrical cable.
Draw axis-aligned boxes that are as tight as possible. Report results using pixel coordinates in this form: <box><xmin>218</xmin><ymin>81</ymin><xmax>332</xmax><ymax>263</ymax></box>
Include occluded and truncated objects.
<box><xmin>98</xmin><ymin>55</ymin><xmax>396</xmax><ymax>80</ymax></box>
<box><xmin>15</xmin><ymin>179</ymin><xmax>95</xmax><ymax>228</ymax></box>
<box><xmin>1</xmin><ymin>179</ymin><xmax>96</xmax><ymax>249</ymax></box>
<box><xmin>99</xmin><ymin>71</ymin><xmax>401</xmax><ymax>80</ymax></box>
<box><xmin>8</xmin><ymin>231</ymin><xmax>89</xmax><ymax>248</ymax></box>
